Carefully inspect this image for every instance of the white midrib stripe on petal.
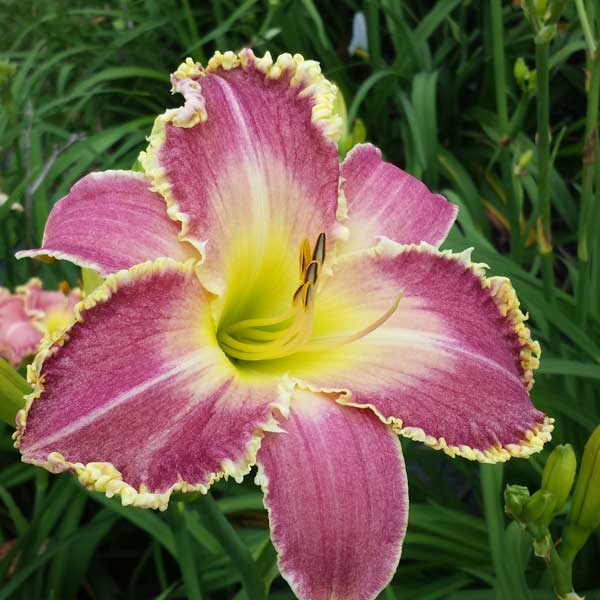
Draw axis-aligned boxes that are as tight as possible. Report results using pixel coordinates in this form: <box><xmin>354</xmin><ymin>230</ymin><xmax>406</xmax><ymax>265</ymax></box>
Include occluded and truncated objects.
<box><xmin>210</xmin><ymin>77</ymin><xmax>271</xmax><ymax>289</ymax></box>
<box><xmin>25</xmin><ymin>349</ymin><xmax>211</xmax><ymax>454</ymax></box>
<box><xmin>364</xmin><ymin>327</ymin><xmax>524</xmax><ymax>387</ymax></box>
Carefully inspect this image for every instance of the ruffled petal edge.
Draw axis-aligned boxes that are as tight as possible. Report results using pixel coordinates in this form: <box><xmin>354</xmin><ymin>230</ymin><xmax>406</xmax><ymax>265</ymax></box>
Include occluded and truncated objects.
<box><xmin>138</xmin><ymin>49</ymin><xmax>343</xmax><ymax>256</ymax></box>
<box><xmin>298</xmin><ymin>239</ymin><xmax>553</xmax><ymax>464</ymax></box>
<box><xmin>13</xmin><ymin>257</ymin><xmax>293</xmax><ymax>510</ymax></box>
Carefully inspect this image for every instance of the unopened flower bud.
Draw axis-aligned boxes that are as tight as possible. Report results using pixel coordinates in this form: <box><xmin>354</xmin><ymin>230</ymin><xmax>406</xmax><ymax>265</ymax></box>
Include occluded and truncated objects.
<box><xmin>522</xmin><ymin>489</ymin><xmax>557</xmax><ymax>523</ymax></box>
<box><xmin>569</xmin><ymin>425</ymin><xmax>600</xmax><ymax>530</ymax></box>
<box><xmin>334</xmin><ymin>86</ymin><xmax>351</xmax><ymax>155</ymax></box>
<box><xmin>514</xmin><ymin>150</ymin><xmax>535</xmax><ymax>176</ymax></box>
<box><xmin>514</xmin><ymin>58</ymin><xmax>530</xmax><ymax>85</ymax></box>
<box><xmin>534</xmin><ymin>0</ymin><xmax>548</xmax><ymax>18</ymax></box>
<box><xmin>541</xmin><ymin>444</ymin><xmax>577</xmax><ymax>513</ymax></box>
<box><xmin>505</xmin><ymin>484</ymin><xmax>530</xmax><ymax>518</ymax></box>
<box><xmin>536</xmin><ymin>24</ymin><xmax>557</xmax><ymax>45</ymax></box>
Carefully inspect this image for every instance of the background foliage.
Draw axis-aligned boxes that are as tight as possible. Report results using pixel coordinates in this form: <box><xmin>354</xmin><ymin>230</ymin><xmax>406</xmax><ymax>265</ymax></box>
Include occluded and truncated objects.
<box><xmin>1</xmin><ymin>0</ymin><xmax>599</xmax><ymax>598</ymax></box>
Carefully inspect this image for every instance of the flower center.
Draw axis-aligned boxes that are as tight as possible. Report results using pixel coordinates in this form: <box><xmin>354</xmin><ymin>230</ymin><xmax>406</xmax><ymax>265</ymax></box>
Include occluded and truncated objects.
<box><xmin>216</xmin><ymin>233</ymin><xmax>401</xmax><ymax>362</ymax></box>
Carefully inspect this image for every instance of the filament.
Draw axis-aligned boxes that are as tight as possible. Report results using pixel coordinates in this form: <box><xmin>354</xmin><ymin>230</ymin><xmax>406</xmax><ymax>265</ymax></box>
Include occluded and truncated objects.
<box><xmin>218</xmin><ymin>232</ymin><xmax>401</xmax><ymax>363</ymax></box>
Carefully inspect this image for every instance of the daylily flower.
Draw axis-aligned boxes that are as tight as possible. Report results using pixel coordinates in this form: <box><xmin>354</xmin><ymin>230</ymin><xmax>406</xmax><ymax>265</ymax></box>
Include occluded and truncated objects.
<box><xmin>14</xmin><ymin>50</ymin><xmax>552</xmax><ymax>600</ymax></box>
<box><xmin>0</xmin><ymin>279</ymin><xmax>81</xmax><ymax>367</ymax></box>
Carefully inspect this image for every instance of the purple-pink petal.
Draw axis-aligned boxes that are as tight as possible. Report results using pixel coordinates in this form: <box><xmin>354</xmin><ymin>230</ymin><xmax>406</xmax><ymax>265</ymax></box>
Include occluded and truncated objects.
<box><xmin>19</xmin><ymin>278</ymin><xmax>81</xmax><ymax>318</ymax></box>
<box><xmin>16</xmin><ymin>171</ymin><xmax>196</xmax><ymax>275</ymax></box>
<box><xmin>0</xmin><ymin>289</ymin><xmax>41</xmax><ymax>366</ymax></box>
<box><xmin>256</xmin><ymin>389</ymin><xmax>408</xmax><ymax>600</ymax></box>
<box><xmin>273</xmin><ymin>240</ymin><xmax>550</xmax><ymax>462</ymax></box>
<box><xmin>340</xmin><ymin>144</ymin><xmax>457</xmax><ymax>251</ymax></box>
<box><xmin>141</xmin><ymin>51</ymin><xmax>341</xmax><ymax>293</ymax></box>
<box><xmin>16</xmin><ymin>259</ymin><xmax>288</xmax><ymax>510</ymax></box>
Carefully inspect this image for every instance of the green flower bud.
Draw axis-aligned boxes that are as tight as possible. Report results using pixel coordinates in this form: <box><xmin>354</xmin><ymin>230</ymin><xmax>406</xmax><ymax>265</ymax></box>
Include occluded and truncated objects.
<box><xmin>534</xmin><ymin>0</ymin><xmax>548</xmax><ymax>18</ymax></box>
<box><xmin>527</xmin><ymin>70</ymin><xmax>538</xmax><ymax>95</ymax></box>
<box><xmin>541</xmin><ymin>444</ymin><xmax>577</xmax><ymax>513</ymax></box>
<box><xmin>522</xmin><ymin>489</ymin><xmax>557</xmax><ymax>523</ymax></box>
<box><xmin>351</xmin><ymin>118</ymin><xmax>367</xmax><ymax>146</ymax></box>
<box><xmin>536</xmin><ymin>24</ymin><xmax>557</xmax><ymax>45</ymax></box>
<box><xmin>533</xmin><ymin>532</ymin><xmax>553</xmax><ymax>558</ymax></box>
<box><xmin>336</xmin><ymin>87</ymin><xmax>368</xmax><ymax>156</ymax></box>
<box><xmin>514</xmin><ymin>149</ymin><xmax>535</xmax><ymax>176</ymax></box>
<box><xmin>569</xmin><ymin>425</ymin><xmax>600</xmax><ymax>530</ymax></box>
<box><xmin>334</xmin><ymin>85</ymin><xmax>352</xmax><ymax>156</ymax></box>
<box><xmin>504</xmin><ymin>484</ymin><xmax>530</xmax><ymax>518</ymax></box>
<box><xmin>113</xmin><ymin>18</ymin><xmax>126</xmax><ymax>32</ymax></box>
<box><xmin>514</xmin><ymin>58</ymin><xmax>530</xmax><ymax>85</ymax></box>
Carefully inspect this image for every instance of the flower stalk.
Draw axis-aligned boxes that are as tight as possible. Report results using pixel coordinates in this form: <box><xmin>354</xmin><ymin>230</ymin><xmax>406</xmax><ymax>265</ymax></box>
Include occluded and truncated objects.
<box><xmin>576</xmin><ymin>6</ymin><xmax>600</xmax><ymax>325</ymax></box>
<box><xmin>523</xmin><ymin>0</ymin><xmax>563</xmax><ymax>348</ymax></box>
<box><xmin>505</xmin><ymin>429</ymin><xmax>600</xmax><ymax>600</ymax></box>
<box><xmin>491</xmin><ymin>0</ymin><xmax>522</xmax><ymax>262</ymax></box>
<box><xmin>534</xmin><ymin>37</ymin><xmax>557</xmax><ymax>328</ymax></box>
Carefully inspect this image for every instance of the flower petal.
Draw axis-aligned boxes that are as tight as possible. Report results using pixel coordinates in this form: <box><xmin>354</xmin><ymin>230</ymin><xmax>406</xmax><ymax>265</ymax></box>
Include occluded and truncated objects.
<box><xmin>339</xmin><ymin>144</ymin><xmax>457</xmax><ymax>251</ymax></box>
<box><xmin>256</xmin><ymin>389</ymin><xmax>408</xmax><ymax>600</ymax></box>
<box><xmin>15</xmin><ymin>258</ymin><xmax>290</xmax><ymax>510</ymax></box>
<box><xmin>0</xmin><ymin>289</ymin><xmax>41</xmax><ymax>366</ymax></box>
<box><xmin>16</xmin><ymin>171</ymin><xmax>197</xmax><ymax>276</ymax></box>
<box><xmin>262</xmin><ymin>240</ymin><xmax>551</xmax><ymax>462</ymax></box>
<box><xmin>140</xmin><ymin>50</ymin><xmax>343</xmax><ymax>295</ymax></box>
<box><xmin>17</xmin><ymin>278</ymin><xmax>82</xmax><ymax>337</ymax></box>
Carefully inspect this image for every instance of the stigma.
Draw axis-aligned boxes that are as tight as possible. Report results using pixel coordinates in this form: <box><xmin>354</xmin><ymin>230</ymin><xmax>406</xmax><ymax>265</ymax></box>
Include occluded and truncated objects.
<box><xmin>217</xmin><ymin>233</ymin><xmax>401</xmax><ymax>362</ymax></box>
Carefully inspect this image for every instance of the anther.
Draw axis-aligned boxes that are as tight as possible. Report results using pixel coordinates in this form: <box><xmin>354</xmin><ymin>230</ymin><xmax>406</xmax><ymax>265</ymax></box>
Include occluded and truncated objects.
<box><xmin>219</xmin><ymin>233</ymin><xmax>326</xmax><ymax>362</ymax></box>
<box><xmin>299</xmin><ymin>238</ymin><xmax>312</xmax><ymax>276</ymax></box>
<box><xmin>312</xmin><ymin>232</ymin><xmax>326</xmax><ymax>265</ymax></box>
<box><xmin>304</xmin><ymin>261</ymin><xmax>319</xmax><ymax>284</ymax></box>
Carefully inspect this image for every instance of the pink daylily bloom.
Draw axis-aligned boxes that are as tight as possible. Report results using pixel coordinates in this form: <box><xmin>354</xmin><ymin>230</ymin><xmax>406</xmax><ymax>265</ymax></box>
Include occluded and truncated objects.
<box><xmin>0</xmin><ymin>279</ymin><xmax>81</xmax><ymax>367</ymax></box>
<box><xmin>14</xmin><ymin>50</ymin><xmax>552</xmax><ymax>600</ymax></box>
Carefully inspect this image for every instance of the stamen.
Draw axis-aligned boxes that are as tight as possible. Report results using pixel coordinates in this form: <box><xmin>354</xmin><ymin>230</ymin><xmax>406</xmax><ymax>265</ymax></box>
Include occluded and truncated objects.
<box><xmin>292</xmin><ymin>284</ymin><xmax>304</xmax><ymax>305</ymax></box>
<box><xmin>226</xmin><ymin>309</ymin><xmax>295</xmax><ymax>334</ymax></box>
<box><xmin>301</xmin><ymin>281</ymin><xmax>313</xmax><ymax>308</ymax></box>
<box><xmin>301</xmin><ymin>292</ymin><xmax>403</xmax><ymax>352</ymax></box>
<box><xmin>221</xmin><ymin>231</ymin><xmax>384</xmax><ymax>363</ymax></box>
<box><xmin>218</xmin><ymin>299</ymin><xmax>316</xmax><ymax>361</ymax></box>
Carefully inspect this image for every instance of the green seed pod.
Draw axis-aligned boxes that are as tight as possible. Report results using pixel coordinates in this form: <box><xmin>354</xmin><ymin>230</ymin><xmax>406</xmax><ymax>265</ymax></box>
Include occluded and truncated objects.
<box><xmin>541</xmin><ymin>444</ymin><xmax>577</xmax><ymax>513</ymax></box>
<box><xmin>569</xmin><ymin>425</ymin><xmax>600</xmax><ymax>530</ymax></box>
